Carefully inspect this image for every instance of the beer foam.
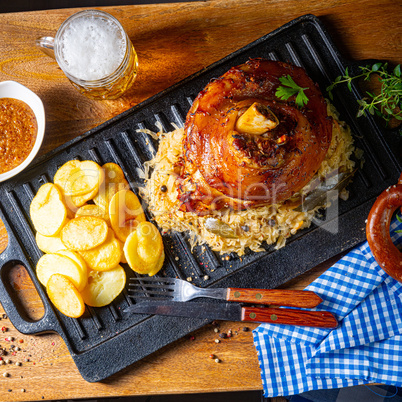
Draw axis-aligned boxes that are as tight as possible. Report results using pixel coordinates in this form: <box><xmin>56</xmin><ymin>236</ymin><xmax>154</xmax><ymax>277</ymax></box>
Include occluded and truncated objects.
<box><xmin>58</xmin><ymin>15</ymin><xmax>126</xmax><ymax>81</ymax></box>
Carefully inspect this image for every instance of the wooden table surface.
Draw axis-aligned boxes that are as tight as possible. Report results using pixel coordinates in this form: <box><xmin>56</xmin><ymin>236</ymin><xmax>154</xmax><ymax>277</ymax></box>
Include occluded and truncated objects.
<box><xmin>0</xmin><ymin>0</ymin><xmax>400</xmax><ymax>400</ymax></box>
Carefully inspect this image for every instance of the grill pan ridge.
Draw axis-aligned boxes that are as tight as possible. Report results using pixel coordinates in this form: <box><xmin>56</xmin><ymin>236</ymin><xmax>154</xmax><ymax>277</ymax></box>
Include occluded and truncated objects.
<box><xmin>0</xmin><ymin>14</ymin><xmax>401</xmax><ymax>382</ymax></box>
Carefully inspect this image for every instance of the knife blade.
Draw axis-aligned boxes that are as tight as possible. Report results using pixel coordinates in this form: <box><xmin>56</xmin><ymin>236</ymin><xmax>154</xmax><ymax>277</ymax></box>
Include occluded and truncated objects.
<box><xmin>124</xmin><ymin>301</ymin><xmax>338</xmax><ymax>328</ymax></box>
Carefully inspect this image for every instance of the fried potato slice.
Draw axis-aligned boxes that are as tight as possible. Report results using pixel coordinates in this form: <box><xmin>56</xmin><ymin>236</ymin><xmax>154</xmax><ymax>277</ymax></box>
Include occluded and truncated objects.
<box><xmin>47</xmin><ymin>274</ymin><xmax>85</xmax><ymax>318</ymax></box>
<box><xmin>81</xmin><ymin>265</ymin><xmax>126</xmax><ymax>307</ymax></box>
<box><xmin>117</xmin><ymin>239</ymin><xmax>127</xmax><ymax>264</ymax></box>
<box><xmin>136</xmin><ymin>222</ymin><xmax>163</xmax><ymax>265</ymax></box>
<box><xmin>30</xmin><ymin>183</ymin><xmax>68</xmax><ymax>236</ymax></box>
<box><xmin>109</xmin><ymin>189</ymin><xmax>146</xmax><ymax>242</ymax></box>
<box><xmin>60</xmin><ymin>191</ymin><xmax>77</xmax><ymax>218</ymax></box>
<box><xmin>93</xmin><ymin>163</ymin><xmax>130</xmax><ymax>211</ymax></box>
<box><xmin>147</xmin><ymin>250</ymin><xmax>165</xmax><ymax>277</ymax></box>
<box><xmin>79</xmin><ymin>229</ymin><xmax>122</xmax><ymax>271</ymax></box>
<box><xmin>36</xmin><ymin>232</ymin><xmax>67</xmax><ymax>254</ymax></box>
<box><xmin>55</xmin><ymin>250</ymin><xmax>87</xmax><ymax>277</ymax></box>
<box><xmin>54</xmin><ymin>160</ymin><xmax>80</xmax><ymax>191</ymax></box>
<box><xmin>36</xmin><ymin>253</ymin><xmax>87</xmax><ymax>291</ymax></box>
<box><xmin>54</xmin><ymin>160</ymin><xmax>104</xmax><ymax>197</ymax></box>
<box><xmin>66</xmin><ymin>183</ymin><xmax>101</xmax><ymax>209</ymax></box>
<box><xmin>123</xmin><ymin>222</ymin><xmax>164</xmax><ymax>275</ymax></box>
<box><xmin>61</xmin><ymin>216</ymin><xmax>108</xmax><ymax>251</ymax></box>
<box><xmin>75</xmin><ymin>204</ymin><xmax>110</xmax><ymax>225</ymax></box>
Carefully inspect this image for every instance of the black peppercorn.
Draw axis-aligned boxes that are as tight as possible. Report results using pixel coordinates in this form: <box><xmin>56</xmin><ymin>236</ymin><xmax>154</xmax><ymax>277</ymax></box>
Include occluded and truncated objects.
<box><xmin>160</xmin><ymin>185</ymin><xmax>168</xmax><ymax>192</ymax></box>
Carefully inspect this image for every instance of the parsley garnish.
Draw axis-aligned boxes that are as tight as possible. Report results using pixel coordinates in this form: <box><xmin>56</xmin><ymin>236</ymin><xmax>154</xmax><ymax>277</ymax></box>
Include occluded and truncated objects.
<box><xmin>275</xmin><ymin>75</ymin><xmax>309</xmax><ymax>108</ymax></box>
<box><xmin>327</xmin><ymin>63</ymin><xmax>402</xmax><ymax>125</ymax></box>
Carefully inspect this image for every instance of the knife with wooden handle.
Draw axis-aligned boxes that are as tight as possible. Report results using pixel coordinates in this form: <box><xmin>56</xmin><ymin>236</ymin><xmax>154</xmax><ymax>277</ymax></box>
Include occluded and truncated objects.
<box><xmin>124</xmin><ymin>301</ymin><xmax>338</xmax><ymax>328</ymax></box>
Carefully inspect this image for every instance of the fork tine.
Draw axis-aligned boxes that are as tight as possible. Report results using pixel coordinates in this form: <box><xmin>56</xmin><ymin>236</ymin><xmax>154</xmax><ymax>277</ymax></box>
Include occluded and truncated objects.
<box><xmin>128</xmin><ymin>289</ymin><xmax>174</xmax><ymax>297</ymax></box>
<box><xmin>129</xmin><ymin>276</ymin><xmax>176</xmax><ymax>284</ymax></box>
<box><xmin>128</xmin><ymin>296</ymin><xmax>173</xmax><ymax>301</ymax></box>
<box><xmin>128</xmin><ymin>283</ymin><xmax>175</xmax><ymax>290</ymax></box>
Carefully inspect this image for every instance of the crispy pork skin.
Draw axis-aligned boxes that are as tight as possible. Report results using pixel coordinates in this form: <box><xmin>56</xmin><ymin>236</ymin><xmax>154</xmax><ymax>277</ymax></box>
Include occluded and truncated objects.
<box><xmin>179</xmin><ymin>59</ymin><xmax>332</xmax><ymax>214</ymax></box>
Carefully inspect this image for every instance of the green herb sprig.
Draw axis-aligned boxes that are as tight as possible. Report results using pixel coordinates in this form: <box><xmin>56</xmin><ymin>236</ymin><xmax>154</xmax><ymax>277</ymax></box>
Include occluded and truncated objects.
<box><xmin>396</xmin><ymin>213</ymin><xmax>402</xmax><ymax>233</ymax></box>
<box><xmin>275</xmin><ymin>75</ymin><xmax>309</xmax><ymax>108</ymax></box>
<box><xmin>327</xmin><ymin>63</ymin><xmax>402</xmax><ymax>125</ymax></box>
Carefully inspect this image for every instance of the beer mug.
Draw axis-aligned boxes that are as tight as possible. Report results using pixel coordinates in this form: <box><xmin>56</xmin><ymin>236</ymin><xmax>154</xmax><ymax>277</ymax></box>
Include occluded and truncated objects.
<box><xmin>36</xmin><ymin>10</ymin><xmax>138</xmax><ymax>100</ymax></box>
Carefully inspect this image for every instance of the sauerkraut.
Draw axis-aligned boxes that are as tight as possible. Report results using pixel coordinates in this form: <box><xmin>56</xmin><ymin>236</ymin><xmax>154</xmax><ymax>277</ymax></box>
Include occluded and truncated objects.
<box><xmin>140</xmin><ymin>103</ymin><xmax>357</xmax><ymax>256</ymax></box>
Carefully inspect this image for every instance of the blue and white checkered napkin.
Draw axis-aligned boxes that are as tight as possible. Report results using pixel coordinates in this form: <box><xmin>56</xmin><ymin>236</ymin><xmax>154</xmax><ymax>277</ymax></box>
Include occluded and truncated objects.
<box><xmin>253</xmin><ymin>218</ymin><xmax>402</xmax><ymax>398</ymax></box>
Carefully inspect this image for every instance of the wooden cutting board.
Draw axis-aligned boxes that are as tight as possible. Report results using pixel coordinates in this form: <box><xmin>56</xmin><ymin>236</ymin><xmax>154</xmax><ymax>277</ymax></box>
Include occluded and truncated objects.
<box><xmin>0</xmin><ymin>1</ymin><xmax>400</xmax><ymax>401</ymax></box>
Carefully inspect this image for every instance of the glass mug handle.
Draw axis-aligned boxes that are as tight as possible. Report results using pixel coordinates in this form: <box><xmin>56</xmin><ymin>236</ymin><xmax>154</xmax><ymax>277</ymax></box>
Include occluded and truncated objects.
<box><xmin>36</xmin><ymin>37</ymin><xmax>56</xmax><ymax>59</ymax></box>
<box><xmin>34</xmin><ymin>9</ymin><xmax>139</xmax><ymax>100</ymax></box>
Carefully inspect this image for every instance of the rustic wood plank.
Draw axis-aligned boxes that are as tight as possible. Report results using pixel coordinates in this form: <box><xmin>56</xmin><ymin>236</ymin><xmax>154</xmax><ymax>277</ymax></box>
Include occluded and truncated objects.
<box><xmin>0</xmin><ymin>1</ymin><xmax>400</xmax><ymax>400</ymax></box>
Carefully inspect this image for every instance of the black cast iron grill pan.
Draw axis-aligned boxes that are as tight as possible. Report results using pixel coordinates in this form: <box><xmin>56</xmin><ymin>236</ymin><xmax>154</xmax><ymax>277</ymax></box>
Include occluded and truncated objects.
<box><xmin>0</xmin><ymin>14</ymin><xmax>400</xmax><ymax>382</ymax></box>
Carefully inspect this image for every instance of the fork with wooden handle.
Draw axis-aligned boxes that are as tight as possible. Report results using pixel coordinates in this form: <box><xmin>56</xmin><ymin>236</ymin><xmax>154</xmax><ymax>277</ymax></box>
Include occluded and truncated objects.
<box><xmin>128</xmin><ymin>276</ymin><xmax>323</xmax><ymax>308</ymax></box>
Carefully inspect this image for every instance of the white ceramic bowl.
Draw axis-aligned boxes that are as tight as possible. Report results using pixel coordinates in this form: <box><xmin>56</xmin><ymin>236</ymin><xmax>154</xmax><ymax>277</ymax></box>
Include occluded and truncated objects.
<box><xmin>0</xmin><ymin>81</ymin><xmax>45</xmax><ymax>182</ymax></box>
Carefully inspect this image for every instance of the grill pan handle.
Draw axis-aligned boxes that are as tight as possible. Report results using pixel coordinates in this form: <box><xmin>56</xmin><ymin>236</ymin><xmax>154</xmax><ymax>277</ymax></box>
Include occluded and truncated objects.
<box><xmin>0</xmin><ymin>210</ymin><xmax>62</xmax><ymax>335</ymax></box>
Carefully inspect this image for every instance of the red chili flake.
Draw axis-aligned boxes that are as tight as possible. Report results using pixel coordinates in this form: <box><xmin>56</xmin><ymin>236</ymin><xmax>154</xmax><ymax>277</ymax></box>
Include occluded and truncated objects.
<box><xmin>277</xmin><ymin>134</ymin><xmax>288</xmax><ymax>144</ymax></box>
<box><xmin>209</xmin><ymin>354</ymin><xmax>215</xmax><ymax>359</ymax></box>
<box><xmin>18</xmin><ymin>340</ymin><xmax>23</xmax><ymax>344</ymax></box>
<box><xmin>1</xmin><ymin>326</ymin><xmax>7</xmax><ymax>333</ymax></box>
<box><xmin>51</xmin><ymin>342</ymin><xmax>55</xmax><ymax>346</ymax></box>
<box><xmin>189</xmin><ymin>335</ymin><xmax>195</xmax><ymax>341</ymax></box>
